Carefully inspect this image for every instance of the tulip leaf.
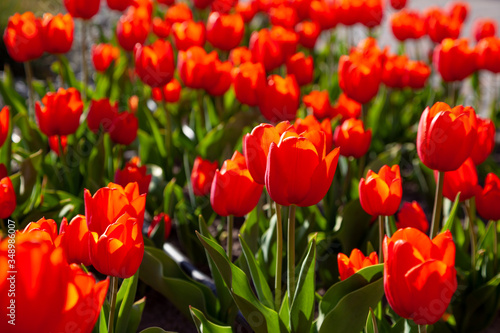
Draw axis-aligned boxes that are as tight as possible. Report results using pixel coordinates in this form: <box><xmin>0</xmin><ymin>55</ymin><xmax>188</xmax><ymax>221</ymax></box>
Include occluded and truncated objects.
<box><xmin>441</xmin><ymin>193</ymin><xmax>461</xmax><ymax>234</ymax></box>
<box><xmin>0</xmin><ymin>66</ymin><xmax>28</xmax><ymax>115</ymax></box>
<box><xmin>196</xmin><ymin>232</ymin><xmax>287</xmax><ymax>333</ymax></box>
<box><xmin>137</xmin><ymin>103</ymin><xmax>167</xmax><ymax>159</ymax></box>
<box><xmin>279</xmin><ymin>292</ymin><xmax>289</xmax><ymax>331</ymax></box>
<box><xmin>97</xmin><ymin>306</ymin><xmax>107</xmax><ymax>333</ymax></box>
<box><xmin>290</xmin><ymin>237</ymin><xmax>316</xmax><ymax>333</ymax></box>
<box><xmin>335</xmin><ymin>199</ymin><xmax>372</xmax><ymax>253</ymax></box>
<box><xmin>115</xmin><ymin>270</ymin><xmax>140</xmax><ymax>333</ymax></box>
<box><xmin>365</xmin><ymin>308</ymin><xmax>377</xmax><ymax>333</ymax></box>
<box><xmin>125</xmin><ymin>297</ymin><xmax>146</xmax><ymax>333</ymax></box>
<box><xmin>190</xmin><ymin>306</ymin><xmax>233</xmax><ymax>333</ymax></box>
<box><xmin>317</xmin><ymin>264</ymin><xmax>384</xmax><ymax>333</ymax></box>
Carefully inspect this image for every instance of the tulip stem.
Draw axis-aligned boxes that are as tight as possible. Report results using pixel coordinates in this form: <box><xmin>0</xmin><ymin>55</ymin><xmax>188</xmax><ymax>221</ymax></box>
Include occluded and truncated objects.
<box><xmin>465</xmin><ymin>200</ymin><xmax>477</xmax><ymax>277</ymax></box>
<box><xmin>430</xmin><ymin>171</ymin><xmax>445</xmax><ymax>239</ymax></box>
<box><xmin>418</xmin><ymin>324</ymin><xmax>427</xmax><ymax>333</ymax></box>
<box><xmin>162</xmin><ymin>91</ymin><xmax>172</xmax><ymax>170</ymax></box>
<box><xmin>287</xmin><ymin>205</ymin><xmax>296</xmax><ymax>310</ymax></box>
<box><xmin>58</xmin><ymin>135</ymin><xmax>75</xmax><ymax>194</ymax></box>
<box><xmin>57</xmin><ymin>55</ymin><xmax>65</xmax><ymax>87</ymax></box>
<box><xmin>197</xmin><ymin>90</ymin><xmax>206</xmax><ymax>132</ymax></box>
<box><xmin>275</xmin><ymin>202</ymin><xmax>283</xmax><ymax>309</ymax></box>
<box><xmin>108</xmin><ymin>276</ymin><xmax>118</xmax><ymax>333</ymax></box>
<box><xmin>493</xmin><ymin>220</ymin><xmax>498</xmax><ymax>274</ymax></box>
<box><xmin>378</xmin><ymin>215</ymin><xmax>385</xmax><ymax>263</ymax></box>
<box><xmin>227</xmin><ymin>215</ymin><xmax>234</xmax><ymax>260</ymax></box>
<box><xmin>81</xmin><ymin>20</ymin><xmax>89</xmax><ymax>103</ymax></box>
<box><xmin>24</xmin><ymin>61</ymin><xmax>35</xmax><ymax>119</ymax></box>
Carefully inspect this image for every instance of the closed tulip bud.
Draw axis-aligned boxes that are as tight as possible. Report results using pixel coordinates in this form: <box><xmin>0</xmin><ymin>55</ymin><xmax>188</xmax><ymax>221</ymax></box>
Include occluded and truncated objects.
<box><xmin>87</xmin><ymin>98</ymin><xmax>119</xmax><ymax>133</ymax></box>
<box><xmin>249</xmin><ymin>29</ymin><xmax>283</xmax><ymax>72</ymax></box>
<box><xmin>424</xmin><ymin>8</ymin><xmax>461</xmax><ymax>43</ymax></box>
<box><xmin>391</xmin><ymin>9</ymin><xmax>426</xmax><ymax>41</ymax></box>
<box><xmin>334</xmin><ymin>118</ymin><xmax>371</xmax><ymax>158</ymax></box>
<box><xmin>294</xmin><ymin>115</ymin><xmax>333</xmax><ymax>154</ymax></box>
<box><xmin>309</xmin><ymin>0</ymin><xmax>337</xmax><ymax>30</ymax></box>
<box><xmin>229</xmin><ymin>46</ymin><xmax>253</xmax><ymax>66</ymax></box>
<box><xmin>152</xmin><ymin>17</ymin><xmax>171</xmax><ymax>38</ymax></box>
<box><xmin>0</xmin><ymin>175</ymin><xmax>15</xmax><ymax>219</ymax></box>
<box><xmin>91</xmin><ymin>43</ymin><xmax>120</xmax><ymax>72</ymax></box>
<box><xmin>303</xmin><ymin>91</ymin><xmax>333</xmax><ymax>120</ymax></box>
<box><xmin>206</xmin><ymin>60</ymin><xmax>232</xmax><ymax>96</ymax></box>
<box><xmin>360</xmin><ymin>0</ymin><xmax>384</xmax><ymax>28</ymax></box>
<box><xmin>390</xmin><ymin>0</ymin><xmax>406</xmax><ymax>10</ymax></box>
<box><xmin>472</xmin><ymin>18</ymin><xmax>496</xmax><ymax>42</ymax></box>
<box><xmin>266</xmin><ymin>131</ymin><xmax>340</xmax><ymax>207</ymax></box>
<box><xmin>270</xmin><ymin>26</ymin><xmax>298</xmax><ymax>61</ymax></box>
<box><xmin>116</xmin><ymin>7</ymin><xmax>151</xmax><ymax>52</ymax></box>
<box><xmin>165</xmin><ymin>3</ymin><xmax>193</xmax><ymax>25</ymax></box>
<box><xmin>64</xmin><ymin>0</ymin><xmax>100</xmax><ymax>20</ymax></box>
<box><xmin>295</xmin><ymin>21</ymin><xmax>320</xmax><ymax>49</ymax></box>
<box><xmin>470</xmin><ymin>117</ymin><xmax>495</xmax><ymax>165</ymax></box>
<box><xmin>382</xmin><ymin>54</ymin><xmax>409</xmax><ymax>89</ymax></box>
<box><xmin>177</xmin><ymin>46</ymin><xmax>218</xmax><ymax>89</ymax></box>
<box><xmin>286</xmin><ymin>52</ymin><xmax>313</xmax><ymax>86</ymax></box>
<box><xmin>109</xmin><ymin>112</ymin><xmax>139</xmax><ymax>145</ymax></box>
<box><xmin>384</xmin><ymin>228</ymin><xmax>457</xmax><ymax>325</ymax></box>
<box><xmin>48</xmin><ymin>135</ymin><xmax>68</xmax><ymax>156</ymax></box>
<box><xmin>3</xmin><ymin>12</ymin><xmax>44</xmax><ymax>63</ymax></box>
<box><xmin>0</xmin><ymin>106</ymin><xmax>10</xmax><ymax>148</ymax></box>
<box><xmin>134</xmin><ymin>39</ymin><xmax>175</xmax><ymax>87</ymax></box>
<box><xmin>336</xmin><ymin>0</ymin><xmax>357</xmax><ymax>26</ymax></box>
<box><xmin>107</xmin><ymin>0</ymin><xmax>134</xmax><ymax>11</ymax></box>
<box><xmin>114</xmin><ymin>159</ymin><xmax>152</xmax><ymax>195</ymax></box>
<box><xmin>332</xmin><ymin>93</ymin><xmax>362</xmax><ymax>120</ymax></box>
<box><xmin>476</xmin><ymin>37</ymin><xmax>500</xmax><ymax>74</ymax></box>
<box><xmin>338</xmin><ymin>249</ymin><xmax>379</xmax><ymax>281</ymax></box>
<box><xmin>448</xmin><ymin>1</ymin><xmax>469</xmax><ymax>24</ymax></box>
<box><xmin>147</xmin><ymin>213</ymin><xmax>173</xmax><ymax>239</ymax></box>
<box><xmin>41</xmin><ymin>13</ymin><xmax>74</xmax><ymax>54</ymax></box>
<box><xmin>236</xmin><ymin>1</ymin><xmax>258</xmax><ymax>23</ymax></box>
<box><xmin>206</xmin><ymin>12</ymin><xmax>244</xmax><ymax>51</ymax></box>
<box><xmin>232</xmin><ymin>62</ymin><xmax>266</xmax><ymax>106</ymax></box>
<box><xmin>258</xmin><ymin>74</ymin><xmax>300</xmax><ymax>122</ymax></box>
<box><xmin>21</xmin><ymin>217</ymin><xmax>60</xmax><ymax>247</ymax></box>
<box><xmin>36</xmin><ymin>88</ymin><xmax>83</xmax><ymax>137</ymax></box>
<box><xmin>406</xmin><ymin>60</ymin><xmax>431</xmax><ymax>90</ymax></box>
<box><xmin>360</xmin><ymin>165</ymin><xmax>402</xmax><ymax>216</ymax></box>
<box><xmin>191</xmin><ymin>157</ymin><xmax>219</xmax><ymax>196</ymax></box>
<box><xmin>476</xmin><ymin>173</ymin><xmax>500</xmax><ymax>221</ymax></box>
<box><xmin>172</xmin><ymin>20</ymin><xmax>206</xmax><ymax>51</ymax></box>
<box><xmin>211</xmin><ymin>151</ymin><xmax>264</xmax><ymax>217</ymax></box>
<box><xmin>269</xmin><ymin>5</ymin><xmax>298</xmax><ymax>29</ymax></box>
<box><xmin>417</xmin><ymin>102</ymin><xmax>477</xmax><ymax>171</ymax></box>
<box><xmin>396</xmin><ymin>201</ymin><xmax>429</xmax><ymax>233</ymax></box>
<box><xmin>433</xmin><ymin>38</ymin><xmax>476</xmax><ymax>82</ymax></box>
<box><xmin>436</xmin><ymin>158</ymin><xmax>478</xmax><ymax>202</ymax></box>
<box><xmin>152</xmin><ymin>78</ymin><xmax>182</xmax><ymax>103</ymax></box>
<box><xmin>58</xmin><ymin>215</ymin><xmax>92</xmax><ymax>266</ymax></box>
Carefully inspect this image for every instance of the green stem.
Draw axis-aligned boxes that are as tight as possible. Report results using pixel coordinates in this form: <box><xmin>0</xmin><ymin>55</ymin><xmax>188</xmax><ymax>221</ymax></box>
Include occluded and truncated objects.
<box><xmin>108</xmin><ymin>276</ymin><xmax>119</xmax><ymax>333</ymax></box>
<box><xmin>197</xmin><ymin>90</ymin><xmax>206</xmax><ymax>130</ymax></box>
<box><xmin>418</xmin><ymin>324</ymin><xmax>427</xmax><ymax>333</ymax></box>
<box><xmin>275</xmin><ymin>202</ymin><xmax>283</xmax><ymax>309</ymax></box>
<box><xmin>494</xmin><ymin>220</ymin><xmax>498</xmax><ymax>274</ymax></box>
<box><xmin>58</xmin><ymin>135</ymin><xmax>75</xmax><ymax>194</ymax></box>
<box><xmin>465</xmin><ymin>200</ymin><xmax>477</xmax><ymax>281</ymax></box>
<box><xmin>227</xmin><ymin>215</ymin><xmax>234</xmax><ymax>260</ymax></box>
<box><xmin>341</xmin><ymin>157</ymin><xmax>352</xmax><ymax>203</ymax></box>
<box><xmin>81</xmin><ymin>20</ymin><xmax>89</xmax><ymax>103</ymax></box>
<box><xmin>378</xmin><ymin>215</ymin><xmax>385</xmax><ymax>263</ymax></box>
<box><xmin>430</xmin><ymin>171</ymin><xmax>445</xmax><ymax>239</ymax></box>
<box><xmin>287</xmin><ymin>205</ymin><xmax>296</xmax><ymax>310</ymax></box>
<box><xmin>24</xmin><ymin>61</ymin><xmax>35</xmax><ymax>119</ymax></box>
<box><xmin>57</xmin><ymin>55</ymin><xmax>65</xmax><ymax>87</ymax></box>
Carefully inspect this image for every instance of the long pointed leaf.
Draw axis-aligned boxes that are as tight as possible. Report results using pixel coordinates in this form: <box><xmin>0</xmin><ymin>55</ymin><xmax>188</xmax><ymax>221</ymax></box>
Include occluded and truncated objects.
<box><xmin>190</xmin><ymin>306</ymin><xmax>233</xmax><ymax>333</ymax></box>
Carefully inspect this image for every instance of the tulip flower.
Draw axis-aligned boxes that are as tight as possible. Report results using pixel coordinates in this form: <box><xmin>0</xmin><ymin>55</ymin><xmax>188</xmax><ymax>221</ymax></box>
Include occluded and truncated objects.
<box><xmin>359</xmin><ymin>0</ymin><xmax>384</xmax><ymax>28</ymax></box>
<box><xmin>193</xmin><ymin>0</ymin><xmax>213</xmax><ymax>9</ymax></box>
<box><xmin>41</xmin><ymin>13</ymin><xmax>74</xmax><ymax>54</ymax></box>
<box><xmin>333</xmin><ymin>118</ymin><xmax>372</xmax><ymax>159</ymax></box>
<box><xmin>36</xmin><ymin>88</ymin><xmax>84</xmax><ymax>137</ymax></box>
<box><xmin>265</xmin><ymin>131</ymin><xmax>340</xmax><ymax>207</ymax></box>
<box><xmin>48</xmin><ymin>135</ymin><xmax>68</xmax><ymax>156</ymax></box>
<box><xmin>391</xmin><ymin>9</ymin><xmax>426</xmax><ymax>41</ymax></box>
<box><xmin>64</xmin><ymin>0</ymin><xmax>100</xmax><ymax>20</ymax></box>
<box><xmin>0</xmin><ymin>106</ymin><xmax>9</xmax><ymax>148</ymax></box>
<box><xmin>229</xmin><ymin>46</ymin><xmax>253</xmax><ymax>66</ymax></box>
<box><xmin>472</xmin><ymin>18</ymin><xmax>497</xmax><ymax>41</ymax></box>
<box><xmin>165</xmin><ymin>3</ymin><xmax>193</xmax><ymax>25</ymax></box>
<box><xmin>406</xmin><ymin>60</ymin><xmax>431</xmax><ymax>90</ymax></box>
<box><xmin>134</xmin><ymin>39</ymin><xmax>175</xmax><ymax>87</ymax></box>
<box><xmin>211</xmin><ymin>0</ymin><xmax>237</xmax><ymax>14</ymax></box>
<box><xmin>424</xmin><ymin>8</ymin><xmax>461</xmax><ymax>43</ymax></box>
<box><xmin>147</xmin><ymin>213</ymin><xmax>172</xmax><ymax>239</ymax></box>
<box><xmin>0</xmin><ymin>173</ymin><xmax>15</xmax><ymax>219</ymax></box>
<box><xmin>191</xmin><ymin>157</ymin><xmax>219</xmax><ymax>196</ymax></box>
<box><xmin>294</xmin><ymin>115</ymin><xmax>333</xmax><ymax>153</ymax></box>
<box><xmin>417</xmin><ymin>102</ymin><xmax>477</xmax><ymax>172</ymax></box>
<box><xmin>249</xmin><ymin>29</ymin><xmax>283</xmax><ymax>72</ymax></box>
<box><xmin>448</xmin><ymin>1</ymin><xmax>469</xmax><ymax>24</ymax></box>
<box><xmin>476</xmin><ymin>173</ymin><xmax>500</xmax><ymax>221</ymax></box>
<box><xmin>476</xmin><ymin>37</ymin><xmax>500</xmax><ymax>74</ymax></box>
<box><xmin>269</xmin><ymin>26</ymin><xmax>298</xmax><ymax>61</ymax></box>
<box><xmin>232</xmin><ymin>61</ymin><xmax>266</xmax><ymax>106</ymax></box>
<box><xmin>114</xmin><ymin>159</ymin><xmax>152</xmax><ymax>195</ymax></box>
<box><xmin>172</xmin><ymin>20</ymin><xmax>206</xmax><ymax>51</ymax></box>
<box><xmin>116</xmin><ymin>7</ymin><xmax>151</xmax><ymax>52</ymax></box>
<box><xmin>84</xmin><ymin>182</ymin><xmax>146</xmax><ymax>235</ymax></box>
<box><xmin>382</xmin><ymin>55</ymin><xmax>409</xmax><ymax>89</ymax></box>
<box><xmin>396</xmin><ymin>201</ymin><xmax>429</xmax><ymax>233</ymax></box>
<box><xmin>3</xmin><ymin>12</ymin><xmax>44</xmax><ymax>63</ymax></box>
<box><xmin>359</xmin><ymin>165</ymin><xmax>402</xmax><ymax>216</ymax></box>
<box><xmin>236</xmin><ymin>1</ymin><xmax>258</xmax><ymax>23</ymax></box>
<box><xmin>21</xmin><ymin>217</ymin><xmax>60</xmax><ymax>247</ymax></box>
<box><xmin>109</xmin><ymin>112</ymin><xmax>139</xmax><ymax>145</ymax></box>
<box><xmin>206</xmin><ymin>12</ymin><xmax>244</xmax><ymax>51</ymax></box>
<box><xmin>177</xmin><ymin>46</ymin><xmax>218</xmax><ymax>90</ymax></box>
<box><xmin>433</xmin><ymin>38</ymin><xmax>476</xmax><ymax>82</ymax></box>
<box><xmin>211</xmin><ymin>151</ymin><xmax>263</xmax><ymax>217</ymax></box>
<box><xmin>152</xmin><ymin>78</ymin><xmax>182</xmax><ymax>103</ymax></box>
<box><xmin>338</xmin><ymin>249</ymin><xmax>379</xmax><ymax>281</ymax></box>
<box><xmin>309</xmin><ymin>0</ymin><xmax>337</xmax><ymax>30</ymax></box>
<box><xmin>437</xmin><ymin>158</ymin><xmax>478</xmax><ymax>202</ymax></box>
<box><xmin>469</xmin><ymin>117</ymin><xmax>495</xmax><ymax>165</ymax></box>
<box><xmin>87</xmin><ymin>98</ymin><xmax>119</xmax><ymax>133</ymax></box>
<box><xmin>107</xmin><ymin>0</ymin><xmax>134</xmax><ymax>11</ymax></box>
<box><xmin>286</xmin><ymin>52</ymin><xmax>313</xmax><ymax>86</ymax></box>
<box><xmin>205</xmin><ymin>60</ymin><xmax>233</xmax><ymax>96</ymax></box>
<box><xmin>390</xmin><ymin>0</ymin><xmax>406</xmax><ymax>10</ymax></box>
<box><xmin>258</xmin><ymin>74</ymin><xmax>300</xmax><ymax>122</ymax></box>
<box><xmin>152</xmin><ymin>17</ymin><xmax>171</xmax><ymax>38</ymax></box>
<box><xmin>269</xmin><ymin>5</ymin><xmax>298</xmax><ymax>29</ymax></box>
<box><xmin>91</xmin><ymin>43</ymin><xmax>120</xmax><ymax>72</ymax></box>
<box><xmin>336</xmin><ymin>0</ymin><xmax>357</xmax><ymax>26</ymax></box>
<box><xmin>384</xmin><ymin>228</ymin><xmax>457</xmax><ymax>325</ymax></box>
<box><xmin>58</xmin><ymin>215</ymin><xmax>92</xmax><ymax>266</ymax></box>
<box><xmin>290</xmin><ymin>0</ymin><xmax>311</xmax><ymax>21</ymax></box>
<box><xmin>295</xmin><ymin>21</ymin><xmax>321</xmax><ymax>49</ymax></box>
<box><xmin>303</xmin><ymin>91</ymin><xmax>333</xmax><ymax>120</ymax></box>
<box><xmin>332</xmin><ymin>93</ymin><xmax>362</xmax><ymax>120</ymax></box>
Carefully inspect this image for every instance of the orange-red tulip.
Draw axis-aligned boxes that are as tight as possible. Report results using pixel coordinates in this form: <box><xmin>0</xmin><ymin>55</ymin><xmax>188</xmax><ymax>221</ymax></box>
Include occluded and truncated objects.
<box><xmin>36</xmin><ymin>88</ymin><xmax>83</xmax><ymax>137</ymax></box>
<box><xmin>206</xmin><ymin>60</ymin><xmax>233</xmax><ymax>96</ymax></box>
<box><xmin>437</xmin><ymin>158</ymin><xmax>478</xmax><ymax>202</ymax></box>
<box><xmin>134</xmin><ymin>39</ymin><xmax>175</xmax><ymax>87</ymax></box>
<box><xmin>177</xmin><ymin>46</ymin><xmax>218</xmax><ymax>89</ymax></box>
<box><xmin>333</xmin><ymin>118</ymin><xmax>371</xmax><ymax>158</ymax></box>
<box><xmin>338</xmin><ymin>249</ymin><xmax>379</xmax><ymax>281</ymax></box>
<box><xmin>0</xmin><ymin>174</ymin><xmax>15</xmax><ymax>219</ymax></box>
<box><xmin>206</xmin><ymin>11</ymin><xmax>244</xmax><ymax>51</ymax></box>
<box><xmin>290</xmin><ymin>0</ymin><xmax>312</xmax><ymax>21</ymax></box>
<box><xmin>3</xmin><ymin>12</ymin><xmax>44</xmax><ymax>63</ymax></box>
<box><xmin>48</xmin><ymin>135</ymin><xmax>68</xmax><ymax>156</ymax></box>
<box><xmin>249</xmin><ymin>29</ymin><xmax>283</xmax><ymax>72</ymax></box>
<box><xmin>21</xmin><ymin>217</ymin><xmax>60</xmax><ymax>247</ymax></box>
<box><xmin>293</xmin><ymin>115</ymin><xmax>333</xmax><ymax>154</ymax></box>
<box><xmin>211</xmin><ymin>151</ymin><xmax>264</xmax><ymax>217</ymax></box>
<box><xmin>303</xmin><ymin>91</ymin><xmax>333</xmax><ymax>120</ymax></box>
<box><xmin>64</xmin><ymin>0</ymin><xmax>100</xmax><ymax>20</ymax></box>
<box><xmin>172</xmin><ymin>20</ymin><xmax>206</xmax><ymax>51</ymax></box>
<box><xmin>152</xmin><ymin>17</ymin><xmax>171</xmax><ymax>38</ymax></box>
<box><xmin>309</xmin><ymin>0</ymin><xmax>337</xmax><ymax>30</ymax></box>
<box><xmin>87</xmin><ymin>98</ymin><xmax>119</xmax><ymax>133</ymax></box>
<box><xmin>424</xmin><ymin>7</ymin><xmax>461</xmax><ymax>44</ymax></box>
<box><xmin>382</xmin><ymin>54</ymin><xmax>408</xmax><ymax>89</ymax></box>
<box><xmin>109</xmin><ymin>112</ymin><xmax>139</xmax><ymax>145</ymax></box>
<box><xmin>359</xmin><ymin>0</ymin><xmax>384</xmax><ymax>28</ymax></box>
<box><xmin>116</xmin><ymin>6</ymin><xmax>151</xmax><ymax>51</ymax></box>
<box><xmin>390</xmin><ymin>0</ymin><xmax>406</xmax><ymax>10</ymax></box>
<box><xmin>191</xmin><ymin>157</ymin><xmax>219</xmax><ymax>196</ymax></box>
<box><xmin>41</xmin><ymin>13</ymin><xmax>74</xmax><ymax>54</ymax></box>
<box><xmin>433</xmin><ymin>38</ymin><xmax>476</xmax><ymax>82</ymax></box>
<box><xmin>407</xmin><ymin>60</ymin><xmax>431</xmax><ymax>90</ymax></box>
<box><xmin>417</xmin><ymin>102</ymin><xmax>477</xmax><ymax>171</ymax></box>
<box><xmin>476</xmin><ymin>37</ymin><xmax>500</xmax><ymax>74</ymax></box>
<box><xmin>286</xmin><ymin>52</ymin><xmax>313</xmax><ymax>86</ymax></box>
<box><xmin>147</xmin><ymin>213</ymin><xmax>172</xmax><ymax>239</ymax></box>
<box><xmin>265</xmin><ymin>130</ymin><xmax>340</xmax><ymax>207</ymax></box>
<box><xmin>0</xmin><ymin>106</ymin><xmax>9</xmax><ymax>148</ymax></box>
<box><xmin>331</xmin><ymin>93</ymin><xmax>362</xmax><ymax>120</ymax></box>
<box><xmin>165</xmin><ymin>3</ymin><xmax>193</xmax><ymax>25</ymax></box>
<box><xmin>91</xmin><ymin>43</ymin><xmax>120</xmax><ymax>72</ymax></box>
<box><xmin>258</xmin><ymin>74</ymin><xmax>300</xmax><ymax>122</ymax></box>
<box><xmin>152</xmin><ymin>78</ymin><xmax>182</xmax><ymax>103</ymax></box>
<box><xmin>229</xmin><ymin>46</ymin><xmax>253</xmax><ymax>66</ymax></box>
<box><xmin>269</xmin><ymin>25</ymin><xmax>298</xmax><ymax>61</ymax></box>
<box><xmin>476</xmin><ymin>173</ymin><xmax>500</xmax><ymax>221</ymax></box>
<box><xmin>58</xmin><ymin>215</ymin><xmax>92</xmax><ymax>266</ymax></box>
<box><xmin>470</xmin><ymin>116</ymin><xmax>495</xmax><ymax>165</ymax></box>
<box><xmin>269</xmin><ymin>5</ymin><xmax>298</xmax><ymax>29</ymax></box>
<box><xmin>448</xmin><ymin>1</ymin><xmax>469</xmax><ymax>24</ymax></box>
<box><xmin>114</xmin><ymin>159</ymin><xmax>152</xmax><ymax>195</ymax></box>
<box><xmin>232</xmin><ymin>61</ymin><xmax>266</xmax><ymax>107</ymax></box>
<box><xmin>472</xmin><ymin>18</ymin><xmax>497</xmax><ymax>42</ymax></box>
<box><xmin>236</xmin><ymin>1</ymin><xmax>258</xmax><ymax>23</ymax></box>
<box><xmin>384</xmin><ymin>228</ymin><xmax>457</xmax><ymax>325</ymax></box>
<box><xmin>359</xmin><ymin>165</ymin><xmax>402</xmax><ymax>216</ymax></box>
<box><xmin>396</xmin><ymin>201</ymin><xmax>429</xmax><ymax>233</ymax></box>
<box><xmin>107</xmin><ymin>0</ymin><xmax>133</xmax><ymax>11</ymax></box>
<box><xmin>336</xmin><ymin>0</ymin><xmax>356</xmax><ymax>26</ymax></box>
<box><xmin>391</xmin><ymin>9</ymin><xmax>426</xmax><ymax>41</ymax></box>
<box><xmin>295</xmin><ymin>21</ymin><xmax>320</xmax><ymax>49</ymax></box>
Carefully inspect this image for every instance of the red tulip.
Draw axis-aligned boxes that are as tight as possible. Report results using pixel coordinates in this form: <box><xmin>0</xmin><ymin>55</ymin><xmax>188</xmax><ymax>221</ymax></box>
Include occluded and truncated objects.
<box><xmin>286</xmin><ymin>52</ymin><xmax>313</xmax><ymax>86</ymax></box>
<box><xmin>309</xmin><ymin>0</ymin><xmax>337</xmax><ymax>30</ymax></box>
<box><xmin>390</xmin><ymin>0</ymin><xmax>406</xmax><ymax>10</ymax></box>
<box><xmin>206</xmin><ymin>12</ymin><xmax>244</xmax><ymax>51</ymax></box>
<box><xmin>249</xmin><ymin>29</ymin><xmax>283</xmax><ymax>72</ymax></box>
<box><xmin>303</xmin><ymin>91</ymin><xmax>333</xmax><ymax>120</ymax></box>
<box><xmin>470</xmin><ymin>117</ymin><xmax>495</xmax><ymax>165</ymax></box>
<box><xmin>152</xmin><ymin>78</ymin><xmax>182</xmax><ymax>103</ymax></box>
<box><xmin>191</xmin><ymin>157</ymin><xmax>219</xmax><ymax>196</ymax></box>
<box><xmin>384</xmin><ymin>228</ymin><xmax>457</xmax><ymax>325</ymax></box>
<box><xmin>177</xmin><ymin>46</ymin><xmax>218</xmax><ymax>90</ymax></box>
<box><xmin>116</xmin><ymin>7</ymin><xmax>151</xmax><ymax>52</ymax></box>
<box><xmin>0</xmin><ymin>174</ymin><xmax>15</xmax><ymax>219</ymax></box>
<box><xmin>391</xmin><ymin>9</ymin><xmax>426</xmax><ymax>41</ymax></box>
<box><xmin>134</xmin><ymin>39</ymin><xmax>175</xmax><ymax>87</ymax></box>
<box><xmin>165</xmin><ymin>3</ymin><xmax>193</xmax><ymax>25</ymax></box>
<box><xmin>396</xmin><ymin>201</ymin><xmax>429</xmax><ymax>233</ymax></box>
<box><xmin>48</xmin><ymin>135</ymin><xmax>68</xmax><ymax>156</ymax></box>
<box><xmin>382</xmin><ymin>54</ymin><xmax>409</xmax><ymax>89</ymax></box>
<box><xmin>476</xmin><ymin>37</ymin><xmax>500</xmax><ymax>74</ymax></box>
<box><xmin>36</xmin><ymin>88</ymin><xmax>83</xmax><ymax>137</ymax></box>
<box><xmin>236</xmin><ymin>1</ymin><xmax>258</xmax><ymax>23</ymax></box>
<box><xmin>157</xmin><ymin>0</ymin><xmax>174</xmax><ymax>5</ymax></box>
<box><xmin>58</xmin><ymin>215</ymin><xmax>92</xmax><ymax>266</ymax></box>
<box><xmin>290</xmin><ymin>0</ymin><xmax>312</xmax><ymax>21</ymax></box>
<box><xmin>293</xmin><ymin>115</ymin><xmax>333</xmax><ymax>154</ymax></box>
<box><xmin>269</xmin><ymin>5</ymin><xmax>298</xmax><ymax>29</ymax></box>
<box><xmin>211</xmin><ymin>151</ymin><xmax>264</xmax><ymax>217</ymax></box>
<box><xmin>269</xmin><ymin>26</ymin><xmax>298</xmax><ymax>61</ymax></box>
<box><xmin>295</xmin><ymin>21</ymin><xmax>320</xmax><ymax>49</ymax></box>
<box><xmin>114</xmin><ymin>159</ymin><xmax>152</xmax><ymax>195</ymax></box>
<box><xmin>448</xmin><ymin>1</ymin><xmax>469</xmax><ymax>24</ymax></box>
<box><xmin>0</xmin><ymin>106</ymin><xmax>9</xmax><ymax>148</ymax></box>
<box><xmin>147</xmin><ymin>213</ymin><xmax>172</xmax><ymax>239</ymax></box>
<box><xmin>424</xmin><ymin>8</ymin><xmax>461</xmax><ymax>44</ymax></box>
<box><xmin>331</xmin><ymin>93</ymin><xmax>362</xmax><ymax>120</ymax></box>
<box><xmin>359</xmin><ymin>0</ymin><xmax>384</xmax><ymax>28</ymax></box>
<box><xmin>172</xmin><ymin>20</ymin><xmax>206</xmax><ymax>51</ymax></box>
<box><xmin>336</xmin><ymin>0</ymin><xmax>357</xmax><ymax>26</ymax></box>
<box><xmin>265</xmin><ymin>130</ymin><xmax>340</xmax><ymax>207</ymax></box>
<box><xmin>338</xmin><ymin>249</ymin><xmax>379</xmax><ymax>281</ymax></box>
<box><xmin>406</xmin><ymin>60</ymin><xmax>431</xmax><ymax>90</ymax></box>
<box><xmin>232</xmin><ymin>61</ymin><xmax>266</xmax><ymax>107</ymax></box>
<box><xmin>91</xmin><ymin>43</ymin><xmax>120</xmax><ymax>72</ymax></box>
<box><xmin>152</xmin><ymin>17</ymin><xmax>171</xmax><ymax>38</ymax></box>
<box><xmin>433</xmin><ymin>38</ymin><xmax>476</xmax><ymax>82</ymax></box>
<box><xmin>194</xmin><ymin>0</ymin><xmax>213</xmax><ymax>9</ymax></box>
<box><xmin>87</xmin><ymin>98</ymin><xmax>119</xmax><ymax>133</ymax></box>
<box><xmin>472</xmin><ymin>18</ymin><xmax>497</xmax><ymax>42</ymax></box>
<box><xmin>109</xmin><ymin>112</ymin><xmax>139</xmax><ymax>145</ymax></box>
<box><xmin>258</xmin><ymin>74</ymin><xmax>300</xmax><ymax>122</ymax></box>
<box><xmin>417</xmin><ymin>102</ymin><xmax>477</xmax><ymax>171</ymax></box>
<box><xmin>206</xmin><ymin>60</ymin><xmax>233</xmax><ymax>96</ymax></box>
<box><xmin>229</xmin><ymin>46</ymin><xmax>253</xmax><ymax>66</ymax></box>
<box><xmin>437</xmin><ymin>158</ymin><xmax>478</xmax><ymax>202</ymax></box>
<box><xmin>21</xmin><ymin>217</ymin><xmax>60</xmax><ymax>247</ymax></box>
<box><xmin>107</xmin><ymin>0</ymin><xmax>134</xmax><ymax>11</ymax></box>
<box><xmin>3</xmin><ymin>12</ymin><xmax>44</xmax><ymax>63</ymax></box>
<box><xmin>41</xmin><ymin>13</ymin><xmax>74</xmax><ymax>54</ymax></box>
<box><xmin>333</xmin><ymin>118</ymin><xmax>371</xmax><ymax>159</ymax></box>
<box><xmin>211</xmin><ymin>0</ymin><xmax>238</xmax><ymax>14</ymax></box>
<box><xmin>64</xmin><ymin>0</ymin><xmax>100</xmax><ymax>20</ymax></box>
<box><xmin>359</xmin><ymin>165</ymin><xmax>402</xmax><ymax>216</ymax></box>
<box><xmin>476</xmin><ymin>173</ymin><xmax>500</xmax><ymax>221</ymax></box>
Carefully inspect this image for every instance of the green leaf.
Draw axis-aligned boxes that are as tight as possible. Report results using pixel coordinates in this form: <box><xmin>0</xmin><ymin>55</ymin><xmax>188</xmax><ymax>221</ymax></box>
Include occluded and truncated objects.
<box><xmin>335</xmin><ymin>199</ymin><xmax>372</xmax><ymax>253</ymax></box>
<box><xmin>126</xmin><ymin>297</ymin><xmax>146</xmax><ymax>333</ymax></box>
<box><xmin>441</xmin><ymin>193</ymin><xmax>461</xmax><ymax>233</ymax></box>
<box><xmin>290</xmin><ymin>237</ymin><xmax>316</xmax><ymax>333</ymax></box>
<box><xmin>365</xmin><ymin>308</ymin><xmax>378</xmax><ymax>333</ymax></box>
<box><xmin>115</xmin><ymin>270</ymin><xmax>140</xmax><ymax>333</ymax></box>
<box><xmin>190</xmin><ymin>306</ymin><xmax>233</xmax><ymax>333</ymax></box>
<box><xmin>279</xmin><ymin>292</ymin><xmax>289</xmax><ymax>331</ymax></box>
<box><xmin>99</xmin><ymin>306</ymin><xmax>108</xmax><ymax>333</ymax></box>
